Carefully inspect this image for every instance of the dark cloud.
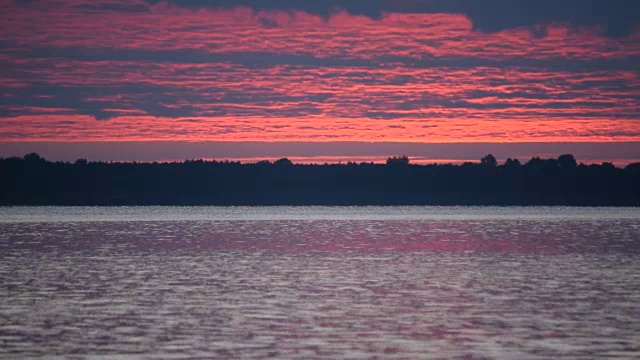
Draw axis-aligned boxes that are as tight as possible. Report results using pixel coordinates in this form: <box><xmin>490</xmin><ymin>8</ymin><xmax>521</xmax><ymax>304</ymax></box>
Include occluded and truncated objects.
<box><xmin>149</xmin><ymin>0</ymin><xmax>640</xmax><ymax>37</ymax></box>
<box><xmin>11</xmin><ymin>45</ymin><xmax>640</xmax><ymax>72</ymax></box>
<box><xmin>71</xmin><ymin>3</ymin><xmax>150</xmax><ymax>13</ymax></box>
<box><xmin>0</xmin><ymin>83</ymin><xmax>185</xmax><ymax>120</ymax></box>
<box><xmin>19</xmin><ymin>46</ymin><xmax>373</xmax><ymax>67</ymax></box>
<box><xmin>0</xmin><ymin>80</ymin><xmax>332</xmax><ymax>120</ymax></box>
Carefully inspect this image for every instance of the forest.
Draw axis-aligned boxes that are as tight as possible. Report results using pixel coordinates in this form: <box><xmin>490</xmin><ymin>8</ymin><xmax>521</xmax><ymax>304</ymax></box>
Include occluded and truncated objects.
<box><xmin>1</xmin><ymin>153</ymin><xmax>639</xmax><ymax>206</ymax></box>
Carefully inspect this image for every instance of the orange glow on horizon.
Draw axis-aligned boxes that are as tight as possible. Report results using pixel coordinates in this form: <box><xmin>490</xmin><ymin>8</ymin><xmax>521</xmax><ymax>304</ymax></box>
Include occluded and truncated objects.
<box><xmin>1</xmin><ymin>115</ymin><xmax>639</xmax><ymax>143</ymax></box>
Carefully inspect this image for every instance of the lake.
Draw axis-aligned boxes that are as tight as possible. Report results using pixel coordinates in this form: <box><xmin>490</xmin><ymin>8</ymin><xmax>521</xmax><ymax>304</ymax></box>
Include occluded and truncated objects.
<box><xmin>1</xmin><ymin>206</ymin><xmax>639</xmax><ymax>359</ymax></box>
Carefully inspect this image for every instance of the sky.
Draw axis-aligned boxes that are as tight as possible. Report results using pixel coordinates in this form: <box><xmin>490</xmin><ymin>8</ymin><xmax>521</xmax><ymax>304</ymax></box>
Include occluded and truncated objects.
<box><xmin>1</xmin><ymin>0</ymin><xmax>639</xmax><ymax>164</ymax></box>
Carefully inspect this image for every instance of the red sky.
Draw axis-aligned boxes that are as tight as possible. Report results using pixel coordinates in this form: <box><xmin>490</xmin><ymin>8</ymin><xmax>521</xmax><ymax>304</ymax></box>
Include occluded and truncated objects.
<box><xmin>0</xmin><ymin>0</ymin><xmax>639</xmax><ymax>163</ymax></box>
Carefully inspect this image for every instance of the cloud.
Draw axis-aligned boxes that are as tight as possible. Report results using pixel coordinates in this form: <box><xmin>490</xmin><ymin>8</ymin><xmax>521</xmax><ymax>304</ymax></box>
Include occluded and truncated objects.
<box><xmin>0</xmin><ymin>0</ymin><xmax>638</xmax><ymax>144</ymax></box>
<box><xmin>8</xmin><ymin>44</ymin><xmax>640</xmax><ymax>72</ymax></box>
<box><xmin>150</xmin><ymin>0</ymin><xmax>640</xmax><ymax>37</ymax></box>
<box><xmin>71</xmin><ymin>2</ymin><xmax>149</xmax><ymax>13</ymax></box>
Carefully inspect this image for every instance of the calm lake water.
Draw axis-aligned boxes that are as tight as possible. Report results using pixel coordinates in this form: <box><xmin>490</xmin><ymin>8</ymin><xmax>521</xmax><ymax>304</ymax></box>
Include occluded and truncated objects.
<box><xmin>1</xmin><ymin>206</ymin><xmax>639</xmax><ymax>359</ymax></box>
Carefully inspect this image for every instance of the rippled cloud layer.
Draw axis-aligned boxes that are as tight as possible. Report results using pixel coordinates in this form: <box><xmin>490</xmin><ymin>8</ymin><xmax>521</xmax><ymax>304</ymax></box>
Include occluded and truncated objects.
<box><xmin>1</xmin><ymin>0</ymin><xmax>639</xmax><ymax>143</ymax></box>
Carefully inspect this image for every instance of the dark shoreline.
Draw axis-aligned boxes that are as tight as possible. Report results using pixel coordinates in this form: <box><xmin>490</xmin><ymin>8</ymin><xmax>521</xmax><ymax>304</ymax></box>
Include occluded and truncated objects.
<box><xmin>2</xmin><ymin>153</ymin><xmax>639</xmax><ymax>206</ymax></box>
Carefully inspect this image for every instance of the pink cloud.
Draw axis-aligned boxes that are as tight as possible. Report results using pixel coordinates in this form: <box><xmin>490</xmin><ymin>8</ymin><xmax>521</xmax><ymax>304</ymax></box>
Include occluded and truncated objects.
<box><xmin>0</xmin><ymin>1</ymin><xmax>638</xmax><ymax>148</ymax></box>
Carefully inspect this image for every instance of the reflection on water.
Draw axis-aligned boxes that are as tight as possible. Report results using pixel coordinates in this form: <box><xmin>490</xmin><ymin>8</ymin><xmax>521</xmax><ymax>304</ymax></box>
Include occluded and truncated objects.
<box><xmin>1</xmin><ymin>207</ymin><xmax>639</xmax><ymax>358</ymax></box>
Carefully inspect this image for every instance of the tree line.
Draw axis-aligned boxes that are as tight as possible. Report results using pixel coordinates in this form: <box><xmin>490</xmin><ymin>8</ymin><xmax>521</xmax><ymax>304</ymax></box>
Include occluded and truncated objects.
<box><xmin>1</xmin><ymin>153</ymin><xmax>638</xmax><ymax>205</ymax></box>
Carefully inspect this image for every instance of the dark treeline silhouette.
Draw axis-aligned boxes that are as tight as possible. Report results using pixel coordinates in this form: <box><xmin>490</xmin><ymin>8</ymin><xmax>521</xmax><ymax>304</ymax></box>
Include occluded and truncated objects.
<box><xmin>1</xmin><ymin>153</ymin><xmax>639</xmax><ymax>205</ymax></box>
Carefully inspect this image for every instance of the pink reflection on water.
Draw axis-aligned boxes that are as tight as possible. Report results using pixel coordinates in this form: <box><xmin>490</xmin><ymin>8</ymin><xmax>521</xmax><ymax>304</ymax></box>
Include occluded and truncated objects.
<box><xmin>2</xmin><ymin>218</ymin><xmax>635</xmax><ymax>256</ymax></box>
<box><xmin>177</xmin><ymin>221</ymin><xmax>563</xmax><ymax>255</ymax></box>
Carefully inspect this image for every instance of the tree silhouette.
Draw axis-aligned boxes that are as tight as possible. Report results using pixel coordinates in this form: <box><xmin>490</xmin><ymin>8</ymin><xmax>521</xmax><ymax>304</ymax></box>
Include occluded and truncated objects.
<box><xmin>558</xmin><ymin>154</ymin><xmax>577</xmax><ymax>169</ymax></box>
<box><xmin>23</xmin><ymin>153</ymin><xmax>45</xmax><ymax>163</ymax></box>
<box><xmin>481</xmin><ymin>154</ymin><xmax>497</xmax><ymax>167</ymax></box>
<box><xmin>386</xmin><ymin>155</ymin><xmax>410</xmax><ymax>166</ymax></box>
<box><xmin>1</xmin><ymin>153</ymin><xmax>638</xmax><ymax>206</ymax></box>
<box><xmin>274</xmin><ymin>158</ymin><xmax>293</xmax><ymax>166</ymax></box>
<box><xmin>504</xmin><ymin>158</ymin><xmax>521</xmax><ymax>167</ymax></box>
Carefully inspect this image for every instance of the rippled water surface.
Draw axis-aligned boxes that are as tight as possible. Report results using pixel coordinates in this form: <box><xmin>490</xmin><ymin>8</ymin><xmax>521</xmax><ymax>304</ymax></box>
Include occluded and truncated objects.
<box><xmin>1</xmin><ymin>206</ymin><xmax>639</xmax><ymax>359</ymax></box>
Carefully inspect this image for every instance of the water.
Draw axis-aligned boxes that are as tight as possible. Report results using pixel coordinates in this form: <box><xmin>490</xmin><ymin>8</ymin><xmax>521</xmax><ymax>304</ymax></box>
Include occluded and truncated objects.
<box><xmin>1</xmin><ymin>206</ymin><xmax>639</xmax><ymax>359</ymax></box>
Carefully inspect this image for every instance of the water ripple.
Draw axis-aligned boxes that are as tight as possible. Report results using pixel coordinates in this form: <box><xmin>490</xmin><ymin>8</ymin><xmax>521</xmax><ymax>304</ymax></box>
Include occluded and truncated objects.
<box><xmin>0</xmin><ymin>207</ymin><xmax>639</xmax><ymax>358</ymax></box>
